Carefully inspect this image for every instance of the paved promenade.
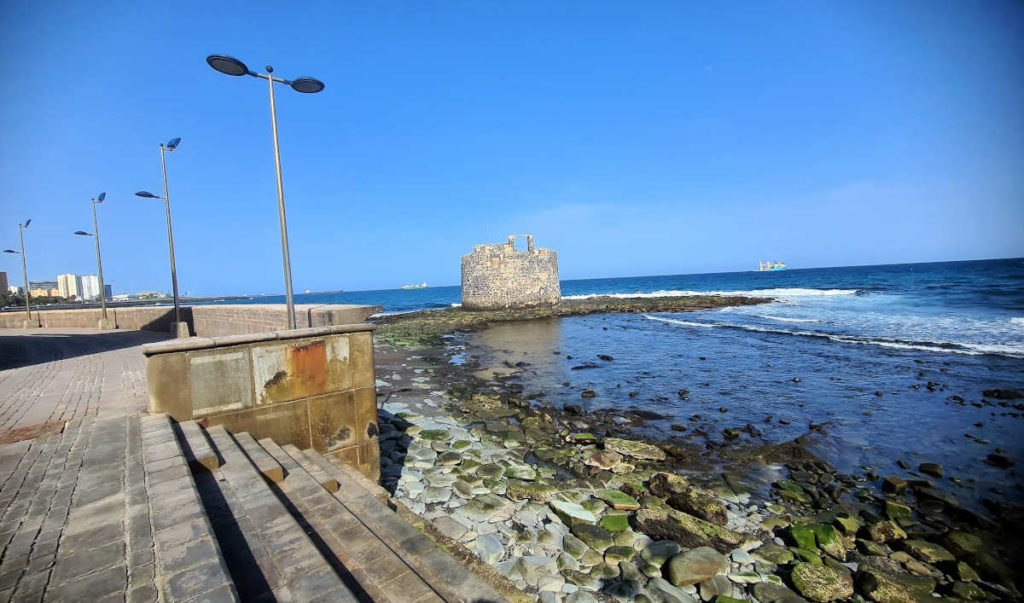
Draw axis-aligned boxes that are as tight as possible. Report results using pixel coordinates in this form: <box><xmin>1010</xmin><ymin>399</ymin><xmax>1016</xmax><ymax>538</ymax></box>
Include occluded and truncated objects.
<box><xmin>0</xmin><ymin>328</ymin><xmax>174</xmax><ymax>602</ymax></box>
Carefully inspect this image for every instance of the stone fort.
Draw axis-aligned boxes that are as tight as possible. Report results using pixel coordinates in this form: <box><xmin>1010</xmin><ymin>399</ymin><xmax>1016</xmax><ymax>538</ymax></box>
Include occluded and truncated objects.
<box><xmin>461</xmin><ymin>234</ymin><xmax>560</xmax><ymax>310</ymax></box>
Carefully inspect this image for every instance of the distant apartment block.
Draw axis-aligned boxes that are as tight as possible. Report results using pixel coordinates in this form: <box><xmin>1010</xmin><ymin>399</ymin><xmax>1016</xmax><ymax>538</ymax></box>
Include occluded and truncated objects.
<box><xmin>58</xmin><ymin>273</ymin><xmax>83</xmax><ymax>300</ymax></box>
<box><xmin>0</xmin><ymin>272</ymin><xmax>8</xmax><ymax>294</ymax></box>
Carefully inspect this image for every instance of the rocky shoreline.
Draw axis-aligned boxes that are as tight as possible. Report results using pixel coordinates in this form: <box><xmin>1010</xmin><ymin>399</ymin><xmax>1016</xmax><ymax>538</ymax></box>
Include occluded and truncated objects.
<box><xmin>370</xmin><ymin>301</ymin><xmax>1022</xmax><ymax>602</ymax></box>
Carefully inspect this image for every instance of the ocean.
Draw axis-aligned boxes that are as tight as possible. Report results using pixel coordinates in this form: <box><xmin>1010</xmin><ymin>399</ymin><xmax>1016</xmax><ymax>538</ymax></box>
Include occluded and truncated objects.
<box><xmin>225</xmin><ymin>258</ymin><xmax>1024</xmax><ymax>507</ymax></box>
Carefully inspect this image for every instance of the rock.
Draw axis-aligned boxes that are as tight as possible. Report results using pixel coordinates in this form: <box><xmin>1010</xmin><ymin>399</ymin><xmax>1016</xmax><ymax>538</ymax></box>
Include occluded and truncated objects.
<box><xmin>953</xmin><ymin>561</ymin><xmax>980</xmax><ymax>582</ymax></box>
<box><xmin>917</xmin><ymin>463</ymin><xmax>943</xmax><ymax>478</ymax></box>
<box><xmin>752</xmin><ymin>543</ymin><xmax>794</xmax><ymax>565</ymax></box>
<box><xmin>866</xmin><ymin>521</ymin><xmax>906</xmax><ymax>544</ymax></box>
<box><xmin>699</xmin><ymin>575</ymin><xmax>733</xmax><ymax>600</ymax></box>
<box><xmin>752</xmin><ymin>581</ymin><xmax>805</xmax><ymax>603</ymax></box>
<box><xmin>505</xmin><ymin>464</ymin><xmax>537</xmax><ymax>481</ymax></box>
<box><xmin>646</xmin><ymin>577</ymin><xmax>696</xmax><ymax>603</ymax></box>
<box><xmin>950</xmin><ymin>581</ymin><xmax>986</xmax><ymax>601</ymax></box>
<box><xmin>506</xmin><ymin>479</ymin><xmax>559</xmax><ymax>502</ymax></box>
<box><xmin>882</xmin><ymin>476</ymin><xmax>908</xmax><ymax>495</ymax></box>
<box><xmin>902</xmin><ymin>540</ymin><xmax>954</xmax><ymax>565</ymax></box>
<box><xmin>604</xmin><ymin>437</ymin><xmax>667</xmax><ymax>461</ymax></box>
<box><xmin>833</xmin><ymin>515</ymin><xmax>861</xmax><ymax>536</ymax></box>
<box><xmin>583</xmin><ymin>449</ymin><xmax>625</xmax><ymax>471</ymax></box>
<box><xmin>458</xmin><ymin>493</ymin><xmax>516</xmax><ymax>523</ymax></box>
<box><xmin>789</xmin><ymin>524</ymin><xmax>817</xmax><ymax>551</ymax></box>
<box><xmin>562</xmin><ymin>533</ymin><xmax>589</xmax><ymax>559</ymax></box>
<box><xmin>590</xmin><ymin>561</ymin><xmax>620</xmax><ymax>579</ymax></box>
<box><xmin>813</xmin><ymin>524</ymin><xmax>846</xmax><ymax>561</ymax></box>
<box><xmin>982</xmin><ymin>388</ymin><xmax>1023</xmax><ymax>399</ymax></box>
<box><xmin>641</xmin><ymin>539</ymin><xmax>682</xmax><ymax>567</ymax></box>
<box><xmin>596</xmin><ymin>489</ymin><xmax>641</xmax><ymax>511</ymax></box>
<box><xmin>476</xmin><ymin>463</ymin><xmax>505</xmax><ymax>480</ymax></box>
<box><xmin>604</xmin><ymin>545</ymin><xmax>635</xmax><ymax>564</ymax></box>
<box><xmin>855</xmin><ymin>564</ymin><xmax>935</xmax><ymax>602</ymax></box>
<box><xmin>985</xmin><ymin>451</ymin><xmax>1014</xmax><ymax>468</ymax></box>
<box><xmin>884</xmin><ymin>500</ymin><xmax>912</xmax><ymax>521</ymax></box>
<box><xmin>599</xmin><ymin>513</ymin><xmax>631</xmax><ymax>534</ymax></box>
<box><xmin>728</xmin><ymin>571</ymin><xmax>763</xmax><ymax>584</ymax></box>
<box><xmin>475</xmin><ymin>534</ymin><xmax>504</xmax><ymax>564</ymax></box>
<box><xmin>518</xmin><ymin>555</ymin><xmax>558</xmax><ymax>587</ymax></box>
<box><xmin>550</xmin><ymin>500</ymin><xmax>597</xmax><ymax>527</ymax></box>
<box><xmin>433</xmin><ymin>516</ymin><xmax>470</xmax><ymax>541</ymax></box>
<box><xmin>790</xmin><ymin>562</ymin><xmax>854</xmax><ymax>602</ymax></box>
<box><xmin>667</xmin><ymin>546</ymin><xmax>729</xmax><ymax>586</ymax></box>
<box><xmin>571</xmin><ymin>522</ymin><xmax>615</xmax><ymax>552</ymax></box>
<box><xmin>422</xmin><ymin>486</ymin><xmax>452</xmax><ymax>504</ymax></box>
<box><xmin>634</xmin><ymin>508</ymin><xmax>744</xmax><ymax>553</ymax></box>
<box><xmin>581</xmin><ymin>389</ymin><xmax>597</xmax><ymax>398</ymax></box>
<box><xmin>538</xmin><ymin>574</ymin><xmax>565</xmax><ymax>593</ymax></box>
<box><xmin>857</xmin><ymin>540</ymin><xmax>889</xmax><ymax>557</ymax></box>
<box><xmin>598</xmin><ymin>354</ymin><xmax>614</xmax><ymax>361</ymax></box>
<box><xmin>791</xmin><ymin>548</ymin><xmax>823</xmax><ymax>564</ymax></box>
<box><xmin>648</xmin><ymin>473</ymin><xmax>728</xmax><ymax>526</ymax></box>
<box><xmin>730</xmin><ymin>548</ymin><xmax>755</xmax><ymax>564</ymax></box>
<box><xmin>774</xmin><ymin>480</ymin><xmax>811</xmax><ymax>504</ymax></box>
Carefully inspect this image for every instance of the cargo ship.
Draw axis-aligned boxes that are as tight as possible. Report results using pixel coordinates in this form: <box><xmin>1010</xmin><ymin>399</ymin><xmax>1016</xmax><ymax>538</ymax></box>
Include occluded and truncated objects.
<box><xmin>758</xmin><ymin>261</ymin><xmax>786</xmax><ymax>272</ymax></box>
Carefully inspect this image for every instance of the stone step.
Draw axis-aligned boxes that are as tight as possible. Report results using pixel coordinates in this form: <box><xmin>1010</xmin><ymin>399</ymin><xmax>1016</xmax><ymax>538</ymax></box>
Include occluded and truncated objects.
<box><xmin>176</xmin><ymin>420</ymin><xmax>220</xmax><ymax>471</ymax></box>
<box><xmin>311</xmin><ymin>450</ymin><xmax>507</xmax><ymax>603</ymax></box>
<box><xmin>139</xmin><ymin>414</ymin><xmax>238</xmax><ymax>602</ymax></box>
<box><xmin>282</xmin><ymin>444</ymin><xmax>339</xmax><ymax>493</ymax></box>
<box><xmin>233</xmin><ymin>431</ymin><xmax>284</xmax><ymax>483</ymax></box>
<box><xmin>203</xmin><ymin>425</ymin><xmax>359</xmax><ymax>602</ymax></box>
<box><xmin>260</xmin><ymin>438</ymin><xmax>445</xmax><ymax>602</ymax></box>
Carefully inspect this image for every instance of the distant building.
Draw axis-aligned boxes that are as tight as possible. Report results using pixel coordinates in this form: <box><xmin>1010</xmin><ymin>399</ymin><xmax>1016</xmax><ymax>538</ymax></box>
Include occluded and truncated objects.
<box><xmin>29</xmin><ymin>287</ymin><xmax>60</xmax><ymax>298</ymax></box>
<box><xmin>7</xmin><ymin>285</ymin><xmax>21</xmax><ymax>295</ymax></box>
<box><xmin>30</xmin><ymin>280</ymin><xmax>57</xmax><ymax>290</ymax></box>
<box><xmin>58</xmin><ymin>274</ymin><xmax>83</xmax><ymax>300</ymax></box>
<box><xmin>104</xmin><ymin>284</ymin><xmax>112</xmax><ymax>300</ymax></box>
<box><xmin>0</xmin><ymin>272</ymin><xmax>8</xmax><ymax>295</ymax></box>
<box><xmin>81</xmin><ymin>275</ymin><xmax>99</xmax><ymax>301</ymax></box>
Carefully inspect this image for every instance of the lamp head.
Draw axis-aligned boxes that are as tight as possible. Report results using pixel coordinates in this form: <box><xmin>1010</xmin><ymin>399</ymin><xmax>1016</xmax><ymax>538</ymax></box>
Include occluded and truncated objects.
<box><xmin>290</xmin><ymin>77</ymin><xmax>325</xmax><ymax>94</ymax></box>
<box><xmin>135</xmin><ymin>191</ymin><xmax>162</xmax><ymax>199</ymax></box>
<box><xmin>74</xmin><ymin>231</ymin><xmax>92</xmax><ymax>236</ymax></box>
<box><xmin>96</xmin><ymin>192</ymin><xmax>106</xmax><ymax>203</ymax></box>
<box><xmin>3</xmin><ymin>249</ymin><xmax>19</xmax><ymax>254</ymax></box>
<box><xmin>207</xmin><ymin>55</ymin><xmax>251</xmax><ymax>77</ymax></box>
<box><xmin>164</xmin><ymin>137</ymin><xmax>181</xmax><ymax>151</ymax></box>
<box><xmin>23</xmin><ymin>219</ymin><xmax>31</xmax><ymax>228</ymax></box>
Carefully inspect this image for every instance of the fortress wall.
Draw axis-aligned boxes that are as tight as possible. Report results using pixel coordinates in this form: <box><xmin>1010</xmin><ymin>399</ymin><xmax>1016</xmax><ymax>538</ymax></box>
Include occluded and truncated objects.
<box><xmin>461</xmin><ymin>235</ymin><xmax>560</xmax><ymax>310</ymax></box>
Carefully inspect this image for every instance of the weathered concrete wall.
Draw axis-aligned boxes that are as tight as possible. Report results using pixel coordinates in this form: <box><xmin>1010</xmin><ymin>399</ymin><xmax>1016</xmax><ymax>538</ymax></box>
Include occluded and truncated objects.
<box><xmin>0</xmin><ymin>304</ymin><xmax>381</xmax><ymax>336</ymax></box>
<box><xmin>143</xmin><ymin>324</ymin><xmax>380</xmax><ymax>480</ymax></box>
<box><xmin>461</xmin><ymin>235</ymin><xmax>560</xmax><ymax>310</ymax></box>
<box><xmin>0</xmin><ymin>307</ymin><xmax>186</xmax><ymax>331</ymax></box>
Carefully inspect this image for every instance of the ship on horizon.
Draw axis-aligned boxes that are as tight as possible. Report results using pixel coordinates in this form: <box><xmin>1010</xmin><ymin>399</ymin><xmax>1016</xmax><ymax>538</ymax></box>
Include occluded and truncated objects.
<box><xmin>758</xmin><ymin>260</ymin><xmax>787</xmax><ymax>272</ymax></box>
<box><xmin>400</xmin><ymin>282</ymin><xmax>428</xmax><ymax>290</ymax></box>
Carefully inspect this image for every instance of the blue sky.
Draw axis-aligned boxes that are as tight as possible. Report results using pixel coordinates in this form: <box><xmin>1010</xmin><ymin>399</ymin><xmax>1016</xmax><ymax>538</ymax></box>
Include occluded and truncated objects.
<box><xmin>1</xmin><ymin>1</ymin><xmax>1022</xmax><ymax>296</ymax></box>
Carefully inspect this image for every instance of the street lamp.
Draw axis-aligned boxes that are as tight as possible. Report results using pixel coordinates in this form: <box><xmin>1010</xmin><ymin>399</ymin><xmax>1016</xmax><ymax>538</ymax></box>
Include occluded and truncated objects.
<box><xmin>137</xmin><ymin>137</ymin><xmax>187</xmax><ymax>337</ymax></box>
<box><xmin>3</xmin><ymin>218</ymin><xmax>35</xmax><ymax>327</ymax></box>
<box><xmin>206</xmin><ymin>54</ymin><xmax>325</xmax><ymax>330</ymax></box>
<box><xmin>73</xmin><ymin>192</ymin><xmax>110</xmax><ymax>328</ymax></box>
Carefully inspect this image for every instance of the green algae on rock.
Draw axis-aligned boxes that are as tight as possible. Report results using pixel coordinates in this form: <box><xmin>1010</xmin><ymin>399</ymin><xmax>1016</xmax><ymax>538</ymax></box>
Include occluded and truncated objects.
<box><xmin>790</xmin><ymin>562</ymin><xmax>854</xmax><ymax>602</ymax></box>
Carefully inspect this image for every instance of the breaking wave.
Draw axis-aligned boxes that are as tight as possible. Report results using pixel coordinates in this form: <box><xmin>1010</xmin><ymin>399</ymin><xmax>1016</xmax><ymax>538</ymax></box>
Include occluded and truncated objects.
<box><xmin>563</xmin><ymin>288</ymin><xmax>859</xmax><ymax>301</ymax></box>
<box><xmin>642</xmin><ymin>314</ymin><xmax>1024</xmax><ymax>359</ymax></box>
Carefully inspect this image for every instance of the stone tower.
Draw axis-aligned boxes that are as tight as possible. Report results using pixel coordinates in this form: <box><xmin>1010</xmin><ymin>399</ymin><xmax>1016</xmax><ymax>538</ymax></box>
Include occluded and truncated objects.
<box><xmin>461</xmin><ymin>235</ymin><xmax>560</xmax><ymax>311</ymax></box>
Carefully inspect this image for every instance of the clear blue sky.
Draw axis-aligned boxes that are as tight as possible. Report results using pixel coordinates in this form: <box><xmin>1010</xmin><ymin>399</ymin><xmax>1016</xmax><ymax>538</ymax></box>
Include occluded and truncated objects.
<box><xmin>1</xmin><ymin>1</ymin><xmax>1022</xmax><ymax>296</ymax></box>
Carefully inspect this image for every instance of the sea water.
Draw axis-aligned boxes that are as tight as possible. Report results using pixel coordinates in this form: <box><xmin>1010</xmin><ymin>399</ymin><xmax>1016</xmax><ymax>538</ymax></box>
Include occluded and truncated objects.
<box><xmin>225</xmin><ymin>258</ymin><xmax>1024</xmax><ymax>507</ymax></box>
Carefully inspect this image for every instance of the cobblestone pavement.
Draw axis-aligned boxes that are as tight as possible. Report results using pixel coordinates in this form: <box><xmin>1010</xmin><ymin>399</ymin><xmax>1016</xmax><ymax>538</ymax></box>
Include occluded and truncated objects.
<box><xmin>0</xmin><ymin>328</ymin><xmax>169</xmax><ymax>602</ymax></box>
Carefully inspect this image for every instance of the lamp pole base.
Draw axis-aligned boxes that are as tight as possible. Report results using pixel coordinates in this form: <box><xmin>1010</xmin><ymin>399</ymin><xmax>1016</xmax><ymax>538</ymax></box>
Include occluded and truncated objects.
<box><xmin>21</xmin><ymin>320</ymin><xmax>40</xmax><ymax>329</ymax></box>
<box><xmin>97</xmin><ymin>318</ymin><xmax>115</xmax><ymax>330</ymax></box>
<box><xmin>170</xmin><ymin>321</ymin><xmax>191</xmax><ymax>338</ymax></box>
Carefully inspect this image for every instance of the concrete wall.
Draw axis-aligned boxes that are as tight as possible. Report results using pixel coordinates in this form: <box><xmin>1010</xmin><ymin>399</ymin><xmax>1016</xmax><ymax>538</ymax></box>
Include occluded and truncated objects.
<box><xmin>0</xmin><ymin>304</ymin><xmax>381</xmax><ymax>337</ymax></box>
<box><xmin>143</xmin><ymin>324</ymin><xmax>380</xmax><ymax>480</ymax></box>
<box><xmin>461</xmin><ymin>235</ymin><xmax>560</xmax><ymax>310</ymax></box>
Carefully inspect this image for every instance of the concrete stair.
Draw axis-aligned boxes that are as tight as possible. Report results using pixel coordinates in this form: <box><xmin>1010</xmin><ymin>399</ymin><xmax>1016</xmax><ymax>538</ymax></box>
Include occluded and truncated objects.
<box><xmin>139</xmin><ymin>414</ymin><xmax>504</xmax><ymax>603</ymax></box>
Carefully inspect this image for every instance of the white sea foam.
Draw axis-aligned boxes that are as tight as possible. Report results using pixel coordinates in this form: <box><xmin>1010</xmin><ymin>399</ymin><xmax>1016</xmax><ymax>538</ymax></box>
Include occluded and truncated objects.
<box><xmin>642</xmin><ymin>314</ymin><xmax>1024</xmax><ymax>358</ymax></box>
<box><xmin>563</xmin><ymin>287</ymin><xmax>858</xmax><ymax>301</ymax></box>
<box><xmin>1011</xmin><ymin>317</ymin><xmax>1024</xmax><ymax>327</ymax></box>
<box><xmin>754</xmin><ymin>315</ymin><xmax>822</xmax><ymax>324</ymax></box>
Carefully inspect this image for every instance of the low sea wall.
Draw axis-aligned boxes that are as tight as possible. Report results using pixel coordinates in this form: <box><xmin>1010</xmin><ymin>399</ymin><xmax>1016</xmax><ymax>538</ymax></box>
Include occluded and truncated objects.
<box><xmin>143</xmin><ymin>324</ymin><xmax>381</xmax><ymax>480</ymax></box>
<box><xmin>0</xmin><ymin>304</ymin><xmax>382</xmax><ymax>336</ymax></box>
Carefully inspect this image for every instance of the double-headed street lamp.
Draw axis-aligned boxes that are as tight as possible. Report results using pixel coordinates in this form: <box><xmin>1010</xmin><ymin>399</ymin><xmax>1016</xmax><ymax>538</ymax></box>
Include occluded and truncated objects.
<box><xmin>137</xmin><ymin>137</ymin><xmax>186</xmax><ymax>337</ymax></box>
<box><xmin>206</xmin><ymin>54</ymin><xmax>325</xmax><ymax>330</ymax></box>
<box><xmin>73</xmin><ymin>192</ymin><xmax>110</xmax><ymax>328</ymax></box>
<box><xmin>3</xmin><ymin>219</ymin><xmax>34</xmax><ymax>326</ymax></box>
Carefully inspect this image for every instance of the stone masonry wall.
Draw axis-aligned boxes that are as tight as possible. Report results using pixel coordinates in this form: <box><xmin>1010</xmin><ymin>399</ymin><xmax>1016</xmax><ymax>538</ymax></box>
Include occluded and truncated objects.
<box><xmin>461</xmin><ymin>235</ymin><xmax>560</xmax><ymax>310</ymax></box>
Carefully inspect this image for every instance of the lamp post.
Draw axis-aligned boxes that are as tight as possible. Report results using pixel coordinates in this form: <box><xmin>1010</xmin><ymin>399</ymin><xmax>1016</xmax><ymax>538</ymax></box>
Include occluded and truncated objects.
<box><xmin>137</xmin><ymin>137</ymin><xmax>187</xmax><ymax>337</ymax></box>
<box><xmin>206</xmin><ymin>54</ymin><xmax>325</xmax><ymax>330</ymax></box>
<box><xmin>3</xmin><ymin>219</ymin><xmax>35</xmax><ymax>327</ymax></box>
<box><xmin>73</xmin><ymin>192</ymin><xmax>110</xmax><ymax>328</ymax></box>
